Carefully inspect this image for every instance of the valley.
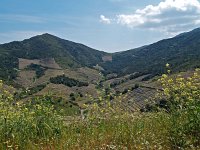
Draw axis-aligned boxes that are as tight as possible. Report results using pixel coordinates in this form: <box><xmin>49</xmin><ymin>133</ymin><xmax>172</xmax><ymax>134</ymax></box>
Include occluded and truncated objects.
<box><xmin>1</xmin><ymin>0</ymin><xmax>200</xmax><ymax>149</ymax></box>
<box><xmin>14</xmin><ymin>56</ymin><xmax>157</xmax><ymax>114</ymax></box>
<box><xmin>0</xmin><ymin>26</ymin><xmax>199</xmax><ymax>150</ymax></box>
<box><xmin>0</xmin><ymin>28</ymin><xmax>200</xmax><ymax>116</ymax></box>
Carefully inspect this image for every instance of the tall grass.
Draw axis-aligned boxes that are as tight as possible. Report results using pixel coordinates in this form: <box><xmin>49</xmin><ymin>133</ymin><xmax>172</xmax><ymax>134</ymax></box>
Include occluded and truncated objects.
<box><xmin>0</xmin><ymin>81</ymin><xmax>64</xmax><ymax>149</ymax></box>
<box><xmin>159</xmin><ymin>68</ymin><xmax>200</xmax><ymax>149</ymax></box>
<box><xmin>0</xmin><ymin>68</ymin><xmax>199</xmax><ymax>149</ymax></box>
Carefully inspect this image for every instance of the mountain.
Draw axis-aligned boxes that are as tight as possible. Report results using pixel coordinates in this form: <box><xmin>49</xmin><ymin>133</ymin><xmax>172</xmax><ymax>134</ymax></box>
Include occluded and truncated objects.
<box><xmin>0</xmin><ymin>33</ymin><xmax>109</xmax><ymax>81</ymax></box>
<box><xmin>0</xmin><ymin>27</ymin><xmax>200</xmax><ymax>83</ymax></box>
<box><xmin>102</xmin><ymin>28</ymin><xmax>200</xmax><ymax>76</ymax></box>
<box><xmin>0</xmin><ymin>28</ymin><xmax>200</xmax><ymax>113</ymax></box>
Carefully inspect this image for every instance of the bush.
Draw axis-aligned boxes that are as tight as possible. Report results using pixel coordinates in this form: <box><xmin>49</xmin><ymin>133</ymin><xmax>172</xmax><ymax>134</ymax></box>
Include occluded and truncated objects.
<box><xmin>50</xmin><ymin>75</ymin><xmax>88</xmax><ymax>87</ymax></box>
<box><xmin>26</xmin><ymin>64</ymin><xmax>46</xmax><ymax>78</ymax></box>
<box><xmin>159</xmin><ymin>68</ymin><xmax>200</xmax><ymax>149</ymax></box>
<box><xmin>0</xmin><ymin>66</ymin><xmax>199</xmax><ymax>149</ymax></box>
<box><xmin>0</xmin><ymin>80</ymin><xmax>64</xmax><ymax>149</ymax></box>
<box><xmin>131</xmin><ymin>83</ymin><xmax>140</xmax><ymax>91</ymax></box>
<box><xmin>122</xmin><ymin>88</ymin><xmax>128</xmax><ymax>94</ymax></box>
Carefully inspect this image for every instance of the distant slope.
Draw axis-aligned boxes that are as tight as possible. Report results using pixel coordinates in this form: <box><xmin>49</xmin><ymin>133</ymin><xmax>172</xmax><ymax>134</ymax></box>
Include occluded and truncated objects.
<box><xmin>1</xmin><ymin>33</ymin><xmax>108</xmax><ymax>67</ymax></box>
<box><xmin>1</xmin><ymin>27</ymin><xmax>200</xmax><ymax>83</ymax></box>
<box><xmin>0</xmin><ymin>33</ymin><xmax>108</xmax><ymax>81</ymax></box>
<box><xmin>101</xmin><ymin>28</ymin><xmax>200</xmax><ymax>76</ymax></box>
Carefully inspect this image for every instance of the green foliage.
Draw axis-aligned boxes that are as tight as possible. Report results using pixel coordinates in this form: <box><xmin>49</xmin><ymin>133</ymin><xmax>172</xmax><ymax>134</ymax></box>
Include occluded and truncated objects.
<box><xmin>14</xmin><ymin>84</ymin><xmax>47</xmax><ymax>100</ymax></box>
<box><xmin>28</xmin><ymin>84</ymin><xmax>47</xmax><ymax>95</ymax></box>
<box><xmin>55</xmin><ymin>57</ymin><xmax>80</xmax><ymax>69</ymax></box>
<box><xmin>79</xmin><ymin>67</ymin><xmax>200</xmax><ymax>149</ymax></box>
<box><xmin>69</xmin><ymin>93</ymin><xmax>75</xmax><ymax>97</ymax></box>
<box><xmin>0</xmin><ymin>33</ymin><xmax>107</xmax><ymax>71</ymax></box>
<box><xmin>0</xmin><ymin>33</ymin><xmax>108</xmax><ymax>84</ymax></box>
<box><xmin>159</xmin><ymin>68</ymin><xmax>200</xmax><ymax>149</ymax></box>
<box><xmin>0</xmin><ymin>68</ymin><xmax>199</xmax><ymax>149</ymax></box>
<box><xmin>30</xmin><ymin>95</ymin><xmax>80</xmax><ymax>116</ymax></box>
<box><xmin>129</xmin><ymin>72</ymin><xmax>145</xmax><ymax>80</ymax></box>
<box><xmin>26</xmin><ymin>64</ymin><xmax>46</xmax><ymax>78</ymax></box>
<box><xmin>131</xmin><ymin>83</ymin><xmax>140</xmax><ymax>91</ymax></box>
<box><xmin>69</xmin><ymin>93</ymin><xmax>76</xmax><ymax>101</ymax></box>
<box><xmin>50</xmin><ymin>75</ymin><xmax>89</xmax><ymax>87</ymax></box>
<box><xmin>61</xmin><ymin>113</ymin><xmax>171</xmax><ymax>149</ymax></box>
<box><xmin>0</xmin><ymin>81</ymin><xmax>64</xmax><ymax>149</ymax></box>
<box><xmin>79</xmin><ymin>92</ymin><xmax>83</xmax><ymax>97</ymax></box>
<box><xmin>1</xmin><ymin>29</ymin><xmax>200</xmax><ymax>84</ymax></box>
<box><xmin>109</xmin><ymin>73</ymin><xmax>152</xmax><ymax>89</ymax></box>
<box><xmin>122</xmin><ymin>88</ymin><xmax>128</xmax><ymax>94</ymax></box>
<box><xmin>102</xmin><ymin>28</ymin><xmax>200</xmax><ymax>76</ymax></box>
<box><xmin>0</xmin><ymin>54</ymin><xmax>18</xmax><ymax>81</ymax></box>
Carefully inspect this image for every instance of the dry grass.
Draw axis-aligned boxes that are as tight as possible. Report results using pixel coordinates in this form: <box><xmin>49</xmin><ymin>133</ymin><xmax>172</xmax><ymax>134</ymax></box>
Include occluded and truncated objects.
<box><xmin>63</xmin><ymin>67</ymin><xmax>103</xmax><ymax>84</ymax></box>
<box><xmin>19</xmin><ymin>58</ymin><xmax>61</xmax><ymax>70</ymax></box>
<box><xmin>15</xmin><ymin>70</ymin><xmax>36</xmax><ymax>87</ymax></box>
<box><xmin>0</xmin><ymin>69</ymin><xmax>200</xmax><ymax>149</ymax></box>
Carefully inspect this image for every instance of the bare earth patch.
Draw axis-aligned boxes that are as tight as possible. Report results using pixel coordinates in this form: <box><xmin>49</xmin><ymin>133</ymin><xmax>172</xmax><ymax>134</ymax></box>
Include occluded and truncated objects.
<box><xmin>19</xmin><ymin>58</ymin><xmax>61</xmax><ymax>70</ymax></box>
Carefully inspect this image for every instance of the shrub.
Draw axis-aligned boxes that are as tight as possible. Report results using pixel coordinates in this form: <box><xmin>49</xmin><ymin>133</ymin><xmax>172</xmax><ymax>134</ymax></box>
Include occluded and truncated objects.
<box><xmin>159</xmin><ymin>68</ymin><xmax>200</xmax><ymax>149</ymax></box>
<box><xmin>50</xmin><ymin>75</ymin><xmax>88</xmax><ymax>87</ymax></box>
<box><xmin>122</xmin><ymin>88</ymin><xmax>128</xmax><ymax>94</ymax></box>
<box><xmin>26</xmin><ymin>64</ymin><xmax>46</xmax><ymax>78</ymax></box>
<box><xmin>0</xmin><ymin>80</ymin><xmax>64</xmax><ymax>149</ymax></box>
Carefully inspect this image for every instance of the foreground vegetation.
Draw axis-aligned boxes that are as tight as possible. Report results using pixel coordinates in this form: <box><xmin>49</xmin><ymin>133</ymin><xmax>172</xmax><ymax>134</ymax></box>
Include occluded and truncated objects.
<box><xmin>50</xmin><ymin>75</ymin><xmax>89</xmax><ymax>87</ymax></box>
<box><xmin>0</xmin><ymin>68</ymin><xmax>199</xmax><ymax>149</ymax></box>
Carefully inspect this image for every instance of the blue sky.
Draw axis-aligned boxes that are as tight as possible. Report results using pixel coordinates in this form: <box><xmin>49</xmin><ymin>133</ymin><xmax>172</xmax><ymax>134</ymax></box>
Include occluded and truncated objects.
<box><xmin>1</xmin><ymin>0</ymin><xmax>200</xmax><ymax>52</ymax></box>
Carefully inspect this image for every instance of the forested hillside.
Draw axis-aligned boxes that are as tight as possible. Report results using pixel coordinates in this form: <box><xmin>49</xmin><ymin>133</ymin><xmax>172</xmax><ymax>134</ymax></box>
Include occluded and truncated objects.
<box><xmin>0</xmin><ymin>33</ymin><xmax>108</xmax><ymax>82</ymax></box>
<box><xmin>102</xmin><ymin>28</ymin><xmax>200</xmax><ymax>76</ymax></box>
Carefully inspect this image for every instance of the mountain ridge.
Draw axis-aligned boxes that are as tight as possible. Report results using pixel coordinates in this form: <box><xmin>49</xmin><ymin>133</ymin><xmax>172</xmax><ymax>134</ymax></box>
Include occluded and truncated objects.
<box><xmin>102</xmin><ymin>27</ymin><xmax>200</xmax><ymax>75</ymax></box>
<box><xmin>0</xmin><ymin>27</ymin><xmax>200</xmax><ymax>82</ymax></box>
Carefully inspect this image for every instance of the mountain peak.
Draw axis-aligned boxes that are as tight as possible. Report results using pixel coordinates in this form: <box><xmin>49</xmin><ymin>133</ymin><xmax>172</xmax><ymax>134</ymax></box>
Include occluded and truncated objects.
<box><xmin>40</xmin><ymin>33</ymin><xmax>55</xmax><ymax>37</ymax></box>
<box><xmin>35</xmin><ymin>33</ymin><xmax>58</xmax><ymax>39</ymax></box>
<box><xmin>0</xmin><ymin>31</ymin><xmax>107</xmax><ymax>71</ymax></box>
<box><xmin>42</xmin><ymin>33</ymin><xmax>52</xmax><ymax>36</ymax></box>
<box><xmin>26</xmin><ymin>33</ymin><xmax>62</xmax><ymax>44</ymax></box>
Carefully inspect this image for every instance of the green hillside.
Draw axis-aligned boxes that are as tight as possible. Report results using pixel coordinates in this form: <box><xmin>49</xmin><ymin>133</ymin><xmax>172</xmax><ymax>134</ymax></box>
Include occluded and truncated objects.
<box><xmin>0</xmin><ymin>28</ymin><xmax>200</xmax><ymax>84</ymax></box>
<box><xmin>0</xmin><ymin>33</ymin><xmax>108</xmax><ymax>82</ymax></box>
<box><xmin>102</xmin><ymin>28</ymin><xmax>200</xmax><ymax>76</ymax></box>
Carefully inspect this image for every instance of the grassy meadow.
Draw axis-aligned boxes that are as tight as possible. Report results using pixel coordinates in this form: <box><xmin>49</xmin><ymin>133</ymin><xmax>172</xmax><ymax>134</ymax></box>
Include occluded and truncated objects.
<box><xmin>0</xmin><ymin>68</ymin><xmax>199</xmax><ymax>150</ymax></box>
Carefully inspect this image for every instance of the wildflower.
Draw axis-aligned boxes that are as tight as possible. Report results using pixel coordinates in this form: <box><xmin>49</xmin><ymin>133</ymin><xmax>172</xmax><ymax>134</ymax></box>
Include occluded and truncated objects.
<box><xmin>162</xmin><ymin>74</ymin><xmax>168</xmax><ymax>79</ymax></box>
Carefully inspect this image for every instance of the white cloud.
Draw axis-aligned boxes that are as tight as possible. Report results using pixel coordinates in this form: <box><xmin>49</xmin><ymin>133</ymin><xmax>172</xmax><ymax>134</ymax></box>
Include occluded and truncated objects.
<box><xmin>100</xmin><ymin>15</ymin><xmax>111</xmax><ymax>24</ymax></box>
<box><xmin>115</xmin><ymin>0</ymin><xmax>200</xmax><ymax>35</ymax></box>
